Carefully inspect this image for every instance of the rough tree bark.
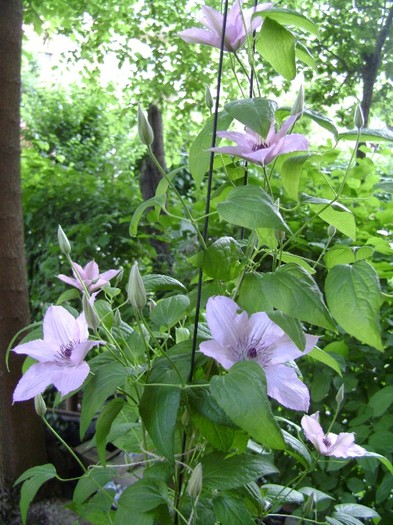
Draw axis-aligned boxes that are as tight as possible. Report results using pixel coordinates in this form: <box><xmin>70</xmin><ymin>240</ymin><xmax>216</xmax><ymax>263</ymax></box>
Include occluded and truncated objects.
<box><xmin>0</xmin><ymin>0</ymin><xmax>47</xmax><ymax>493</ymax></box>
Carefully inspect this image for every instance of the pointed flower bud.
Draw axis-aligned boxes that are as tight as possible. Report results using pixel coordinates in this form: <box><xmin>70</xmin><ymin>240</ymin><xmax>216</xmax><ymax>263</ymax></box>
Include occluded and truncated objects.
<box><xmin>205</xmin><ymin>85</ymin><xmax>214</xmax><ymax>111</ymax></box>
<box><xmin>176</xmin><ymin>327</ymin><xmax>190</xmax><ymax>344</ymax></box>
<box><xmin>82</xmin><ymin>292</ymin><xmax>100</xmax><ymax>332</ymax></box>
<box><xmin>58</xmin><ymin>225</ymin><xmax>71</xmax><ymax>255</ymax></box>
<box><xmin>291</xmin><ymin>85</ymin><xmax>304</xmax><ymax>117</ymax></box>
<box><xmin>336</xmin><ymin>384</ymin><xmax>345</xmax><ymax>406</ymax></box>
<box><xmin>34</xmin><ymin>394</ymin><xmax>47</xmax><ymax>417</ymax></box>
<box><xmin>127</xmin><ymin>261</ymin><xmax>147</xmax><ymax>310</ymax></box>
<box><xmin>327</xmin><ymin>225</ymin><xmax>336</xmax><ymax>238</ymax></box>
<box><xmin>354</xmin><ymin>104</ymin><xmax>364</xmax><ymax>130</ymax></box>
<box><xmin>114</xmin><ymin>309</ymin><xmax>122</xmax><ymax>327</ymax></box>
<box><xmin>187</xmin><ymin>463</ymin><xmax>203</xmax><ymax>499</ymax></box>
<box><xmin>137</xmin><ymin>104</ymin><xmax>154</xmax><ymax>146</ymax></box>
<box><xmin>303</xmin><ymin>492</ymin><xmax>315</xmax><ymax>516</ymax></box>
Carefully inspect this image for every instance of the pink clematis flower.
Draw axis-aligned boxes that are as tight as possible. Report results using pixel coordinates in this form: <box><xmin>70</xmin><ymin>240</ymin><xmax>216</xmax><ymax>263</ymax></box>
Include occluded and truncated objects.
<box><xmin>179</xmin><ymin>1</ymin><xmax>272</xmax><ymax>53</ymax></box>
<box><xmin>12</xmin><ymin>306</ymin><xmax>103</xmax><ymax>402</ymax></box>
<box><xmin>199</xmin><ymin>296</ymin><xmax>318</xmax><ymax>411</ymax></box>
<box><xmin>301</xmin><ymin>412</ymin><xmax>367</xmax><ymax>458</ymax></box>
<box><xmin>211</xmin><ymin>114</ymin><xmax>308</xmax><ymax>166</ymax></box>
<box><xmin>58</xmin><ymin>260</ymin><xmax>119</xmax><ymax>293</ymax></box>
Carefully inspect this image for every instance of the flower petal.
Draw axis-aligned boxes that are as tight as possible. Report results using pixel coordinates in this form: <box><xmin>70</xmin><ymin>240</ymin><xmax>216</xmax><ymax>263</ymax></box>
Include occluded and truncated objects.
<box><xmin>179</xmin><ymin>28</ymin><xmax>221</xmax><ymax>48</ymax></box>
<box><xmin>265</xmin><ymin>364</ymin><xmax>310</xmax><ymax>411</ymax></box>
<box><xmin>301</xmin><ymin>412</ymin><xmax>325</xmax><ymax>453</ymax></box>
<box><xmin>70</xmin><ymin>340</ymin><xmax>102</xmax><ymax>365</ymax></box>
<box><xmin>274</xmin><ymin>134</ymin><xmax>309</xmax><ymax>156</ymax></box>
<box><xmin>269</xmin><ymin>334</ymin><xmax>319</xmax><ymax>365</ymax></box>
<box><xmin>199</xmin><ymin>339</ymin><xmax>237</xmax><ymax>369</ymax></box>
<box><xmin>43</xmin><ymin>306</ymin><xmax>78</xmax><ymax>346</ymax></box>
<box><xmin>98</xmin><ymin>269</ymin><xmax>119</xmax><ymax>282</ymax></box>
<box><xmin>206</xmin><ymin>296</ymin><xmax>248</xmax><ymax>347</ymax></box>
<box><xmin>84</xmin><ymin>260</ymin><xmax>99</xmax><ymax>280</ymax></box>
<box><xmin>51</xmin><ymin>361</ymin><xmax>90</xmax><ymax>397</ymax></box>
<box><xmin>12</xmin><ymin>339</ymin><xmax>58</xmax><ymax>362</ymax></box>
<box><xmin>327</xmin><ymin>432</ymin><xmax>366</xmax><ymax>458</ymax></box>
<box><xmin>247</xmin><ymin>312</ymin><xmax>283</xmax><ymax>347</ymax></box>
<box><xmin>13</xmin><ymin>362</ymin><xmax>56</xmax><ymax>402</ymax></box>
<box><xmin>57</xmin><ymin>274</ymin><xmax>83</xmax><ymax>291</ymax></box>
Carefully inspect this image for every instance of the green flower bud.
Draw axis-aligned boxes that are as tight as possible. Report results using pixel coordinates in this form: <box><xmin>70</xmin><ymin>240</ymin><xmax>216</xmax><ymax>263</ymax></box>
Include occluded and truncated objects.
<box><xmin>34</xmin><ymin>394</ymin><xmax>47</xmax><ymax>417</ymax></box>
<box><xmin>127</xmin><ymin>261</ymin><xmax>147</xmax><ymax>310</ymax></box>
<box><xmin>57</xmin><ymin>225</ymin><xmax>71</xmax><ymax>255</ymax></box>
<box><xmin>176</xmin><ymin>327</ymin><xmax>190</xmax><ymax>344</ymax></box>
<box><xmin>336</xmin><ymin>384</ymin><xmax>345</xmax><ymax>406</ymax></box>
<box><xmin>302</xmin><ymin>492</ymin><xmax>315</xmax><ymax>516</ymax></box>
<box><xmin>82</xmin><ymin>293</ymin><xmax>100</xmax><ymax>332</ymax></box>
<box><xmin>327</xmin><ymin>225</ymin><xmax>336</xmax><ymax>238</ymax></box>
<box><xmin>187</xmin><ymin>463</ymin><xmax>203</xmax><ymax>499</ymax></box>
<box><xmin>354</xmin><ymin>104</ymin><xmax>364</xmax><ymax>130</ymax></box>
<box><xmin>291</xmin><ymin>85</ymin><xmax>304</xmax><ymax>116</ymax></box>
<box><xmin>114</xmin><ymin>309</ymin><xmax>122</xmax><ymax>327</ymax></box>
<box><xmin>205</xmin><ymin>85</ymin><xmax>214</xmax><ymax>111</ymax></box>
<box><xmin>137</xmin><ymin>104</ymin><xmax>154</xmax><ymax>146</ymax></box>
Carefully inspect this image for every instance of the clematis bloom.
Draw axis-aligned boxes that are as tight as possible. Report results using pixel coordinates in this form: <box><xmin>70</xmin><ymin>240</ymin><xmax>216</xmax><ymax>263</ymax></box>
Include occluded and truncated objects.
<box><xmin>179</xmin><ymin>1</ymin><xmax>272</xmax><ymax>53</ymax></box>
<box><xmin>301</xmin><ymin>412</ymin><xmax>367</xmax><ymax>458</ymax></box>
<box><xmin>58</xmin><ymin>260</ymin><xmax>119</xmax><ymax>293</ymax></box>
<box><xmin>199</xmin><ymin>296</ymin><xmax>318</xmax><ymax>411</ymax></box>
<box><xmin>13</xmin><ymin>306</ymin><xmax>102</xmax><ymax>402</ymax></box>
<box><xmin>211</xmin><ymin>114</ymin><xmax>308</xmax><ymax>166</ymax></box>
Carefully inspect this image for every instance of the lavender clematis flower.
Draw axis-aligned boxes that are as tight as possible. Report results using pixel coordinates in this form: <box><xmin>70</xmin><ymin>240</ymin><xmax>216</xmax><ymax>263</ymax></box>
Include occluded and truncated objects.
<box><xmin>211</xmin><ymin>114</ymin><xmax>308</xmax><ymax>166</ymax></box>
<box><xmin>13</xmin><ymin>306</ymin><xmax>103</xmax><ymax>402</ymax></box>
<box><xmin>179</xmin><ymin>1</ymin><xmax>272</xmax><ymax>52</ymax></box>
<box><xmin>199</xmin><ymin>296</ymin><xmax>318</xmax><ymax>411</ymax></box>
<box><xmin>301</xmin><ymin>412</ymin><xmax>367</xmax><ymax>458</ymax></box>
<box><xmin>58</xmin><ymin>260</ymin><xmax>119</xmax><ymax>293</ymax></box>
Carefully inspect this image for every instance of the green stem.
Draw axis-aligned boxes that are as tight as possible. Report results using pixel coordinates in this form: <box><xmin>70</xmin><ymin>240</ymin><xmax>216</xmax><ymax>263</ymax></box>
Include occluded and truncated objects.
<box><xmin>42</xmin><ymin>416</ymin><xmax>86</xmax><ymax>473</ymax></box>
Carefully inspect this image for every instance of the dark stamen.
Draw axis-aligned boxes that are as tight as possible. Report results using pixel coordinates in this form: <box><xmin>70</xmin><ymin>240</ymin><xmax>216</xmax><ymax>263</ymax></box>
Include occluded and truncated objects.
<box><xmin>252</xmin><ymin>142</ymin><xmax>268</xmax><ymax>152</ymax></box>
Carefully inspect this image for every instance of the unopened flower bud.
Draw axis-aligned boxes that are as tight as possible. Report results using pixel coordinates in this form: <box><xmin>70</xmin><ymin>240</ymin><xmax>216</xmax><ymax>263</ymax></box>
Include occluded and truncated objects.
<box><xmin>58</xmin><ymin>225</ymin><xmax>71</xmax><ymax>255</ymax></box>
<box><xmin>336</xmin><ymin>384</ymin><xmax>345</xmax><ymax>406</ymax></box>
<box><xmin>187</xmin><ymin>463</ymin><xmax>203</xmax><ymax>499</ymax></box>
<box><xmin>137</xmin><ymin>104</ymin><xmax>154</xmax><ymax>146</ymax></box>
<box><xmin>148</xmin><ymin>299</ymin><xmax>157</xmax><ymax>313</ymax></box>
<box><xmin>291</xmin><ymin>85</ymin><xmax>304</xmax><ymax>117</ymax></box>
<box><xmin>82</xmin><ymin>293</ymin><xmax>100</xmax><ymax>332</ymax></box>
<box><xmin>176</xmin><ymin>327</ymin><xmax>190</xmax><ymax>344</ymax></box>
<box><xmin>114</xmin><ymin>309</ymin><xmax>122</xmax><ymax>327</ymax></box>
<box><xmin>354</xmin><ymin>104</ymin><xmax>364</xmax><ymax>130</ymax></box>
<box><xmin>302</xmin><ymin>492</ymin><xmax>315</xmax><ymax>516</ymax></box>
<box><xmin>275</xmin><ymin>230</ymin><xmax>286</xmax><ymax>243</ymax></box>
<box><xmin>181</xmin><ymin>407</ymin><xmax>191</xmax><ymax>427</ymax></box>
<box><xmin>327</xmin><ymin>225</ymin><xmax>336</xmax><ymax>238</ymax></box>
<box><xmin>34</xmin><ymin>394</ymin><xmax>47</xmax><ymax>417</ymax></box>
<box><xmin>127</xmin><ymin>261</ymin><xmax>147</xmax><ymax>310</ymax></box>
<box><xmin>205</xmin><ymin>85</ymin><xmax>214</xmax><ymax>111</ymax></box>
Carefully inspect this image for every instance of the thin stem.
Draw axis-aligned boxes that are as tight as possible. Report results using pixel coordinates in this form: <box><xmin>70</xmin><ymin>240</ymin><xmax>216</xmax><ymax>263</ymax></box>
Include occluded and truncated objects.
<box><xmin>42</xmin><ymin>416</ymin><xmax>86</xmax><ymax>473</ymax></box>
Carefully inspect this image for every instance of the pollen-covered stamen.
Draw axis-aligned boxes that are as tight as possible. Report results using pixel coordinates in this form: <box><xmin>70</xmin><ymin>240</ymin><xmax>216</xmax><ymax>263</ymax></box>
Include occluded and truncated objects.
<box><xmin>252</xmin><ymin>142</ymin><xmax>269</xmax><ymax>152</ymax></box>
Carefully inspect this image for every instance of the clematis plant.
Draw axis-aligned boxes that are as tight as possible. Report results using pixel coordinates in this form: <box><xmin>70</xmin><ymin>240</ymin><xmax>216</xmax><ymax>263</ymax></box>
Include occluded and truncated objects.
<box><xmin>211</xmin><ymin>114</ymin><xmax>308</xmax><ymax>166</ymax></box>
<box><xmin>58</xmin><ymin>260</ymin><xmax>119</xmax><ymax>293</ymax></box>
<box><xmin>179</xmin><ymin>0</ymin><xmax>272</xmax><ymax>52</ymax></box>
<box><xmin>199</xmin><ymin>296</ymin><xmax>318</xmax><ymax>411</ymax></box>
<box><xmin>301</xmin><ymin>412</ymin><xmax>368</xmax><ymax>458</ymax></box>
<box><xmin>12</xmin><ymin>306</ymin><xmax>102</xmax><ymax>402</ymax></box>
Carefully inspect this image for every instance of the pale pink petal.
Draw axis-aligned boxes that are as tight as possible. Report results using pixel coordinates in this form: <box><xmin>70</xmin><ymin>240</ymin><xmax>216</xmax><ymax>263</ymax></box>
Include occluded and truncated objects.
<box><xmin>200</xmin><ymin>5</ymin><xmax>223</xmax><ymax>33</ymax></box>
<box><xmin>43</xmin><ymin>306</ymin><xmax>78</xmax><ymax>346</ymax></box>
<box><xmin>75</xmin><ymin>312</ymin><xmax>89</xmax><ymax>342</ymax></box>
<box><xmin>264</xmin><ymin>121</ymin><xmax>277</xmax><ymax>144</ymax></box>
<box><xmin>57</xmin><ymin>274</ymin><xmax>83</xmax><ymax>291</ymax></box>
<box><xmin>206</xmin><ymin>296</ymin><xmax>248</xmax><ymax>347</ymax></box>
<box><xmin>241</xmin><ymin>147</ymin><xmax>274</xmax><ymax>165</ymax></box>
<box><xmin>12</xmin><ymin>339</ymin><xmax>58</xmax><ymax>362</ymax></box>
<box><xmin>265</xmin><ymin>364</ymin><xmax>310</xmax><ymax>411</ymax></box>
<box><xmin>216</xmin><ymin>130</ymin><xmax>256</xmax><ymax>149</ymax></box>
<box><xmin>12</xmin><ymin>362</ymin><xmax>56</xmax><ymax>402</ymax></box>
<box><xmin>72</xmin><ymin>262</ymin><xmax>87</xmax><ymax>281</ymax></box>
<box><xmin>301</xmin><ymin>412</ymin><xmax>325</xmax><ymax>452</ymax></box>
<box><xmin>274</xmin><ymin>134</ymin><xmax>309</xmax><ymax>156</ymax></box>
<box><xmin>199</xmin><ymin>339</ymin><xmax>237</xmax><ymax>369</ymax></box>
<box><xmin>269</xmin><ymin>334</ymin><xmax>319</xmax><ymax>365</ymax></box>
<box><xmin>70</xmin><ymin>340</ymin><xmax>102</xmax><ymax>365</ymax></box>
<box><xmin>84</xmin><ymin>260</ymin><xmax>99</xmax><ymax>280</ymax></box>
<box><xmin>327</xmin><ymin>432</ymin><xmax>366</xmax><ymax>457</ymax></box>
<box><xmin>98</xmin><ymin>269</ymin><xmax>119</xmax><ymax>282</ymax></box>
<box><xmin>179</xmin><ymin>28</ymin><xmax>221</xmax><ymax>48</ymax></box>
<box><xmin>51</xmin><ymin>361</ymin><xmax>90</xmax><ymax>397</ymax></box>
<box><xmin>276</xmin><ymin>114</ymin><xmax>298</xmax><ymax>140</ymax></box>
<box><xmin>247</xmin><ymin>312</ymin><xmax>283</xmax><ymax>347</ymax></box>
<box><xmin>210</xmin><ymin>145</ymin><xmax>250</xmax><ymax>158</ymax></box>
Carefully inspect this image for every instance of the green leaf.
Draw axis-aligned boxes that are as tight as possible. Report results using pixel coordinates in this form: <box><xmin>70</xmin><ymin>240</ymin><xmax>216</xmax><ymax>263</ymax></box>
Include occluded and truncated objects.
<box><xmin>338</xmin><ymin>128</ymin><xmax>393</xmax><ymax>143</ymax></box>
<box><xmin>210</xmin><ymin>361</ymin><xmax>285</xmax><ymax>450</ymax></box>
<box><xmin>262</xmin><ymin>484</ymin><xmax>304</xmax><ymax>504</ymax></box>
<box><xmin>332</xmin><ymin>512</ymin><xmax>366</xmax><ymax>525</ymax></box>
<box><xmin>279</xmin><ymin>251</ymin><xmax>316</xmax><ymax>274</ymax></box>
<box><xmin>324</xmin><ymin>245</ymin><xmax>374</xmax><ymax>269</ymax></box>
<box><xmin>96</xmin><ymin>397</ymin><xmax>125</xmax><ymax>466</ymax></box>
<box><xmin>189</xmin><ymin>111</ymin><xmax>233</xmax><ymax>185</ymax></box>
<box><xmin>192</xmin><ymin>412</ymin><xmax>247</xmax><ymax>453</ymax></box>
<box><xmin>115</xmin><ymin>479</ymin><xmax>167</xmax><ymax>525</ymax></box>
<box><xmin>325</xmin><ymin>261</ymin><xmax>383</xmax><ymax>350</ymax></box>
<box><xmin>281</xmin><ymin>154</ymin><xmax>320</xmax><ymax>200</ymax></box>
<box><xmin>199</xmin><ymin>236</ymin><xmax>243</xmax><ymax>280</ymax></box>
<box><xmin>255</xmin><ymin>7</ymin><xmax>320</xmax><ymax>37</ymax></box>
<box><xmin>299</xmin><ymin>487</ymin><xmax>335</xmax><ymax>503</ymax></box>
<box><xmin>202</xmin><ymin>450</ymin><xmax>278</xmax><ymax>490</ymax></box>
<box><xmin>256</xmin><ymin>18</ymin><xmax>296</xmax><ymax>80</ymax></box>
<box><xmin>15</xmin><ymin>464</ymin><xmax>57</xmax><ymax>525</ymax></box>
<box><xmin>139</xmin><ymin>364</ymin><xmax>182</xmax><ymax>461</ymax></box>
<box><xmin>309</xmin><ymin>203</ymin><xmax>357</xmax><ymax>239</ymax></box>
<box><xmin>213</xmin><ymin>494</ymin><xmax>255</xmax><ymax>525</ymax></box>
<box><xmin>217</xmin><ymin>185</ymin><xmax>289</xmax><ymax>231</ymax></box>
<box><xmin>224</xmin><ymin>98</ymin><xmax>277</xmax><ymax>137</ymax></box>
<box><xmin>143</xmin><ymin>274</ymin><xmax>187</xmax><ymax>293</ymax></box>
<box><xmin>296</xmin><ymin>41</ymin><xmax>316</xmax><ymax>69</ymax></box>
<box><xmin>282</xmin><ymin>430</ymin><xmax>312</xmax><ymax>467</ymax></box>
<box><xmin>80</xmin><ymin>354</ymin><xmax>128</xmax><ymax>439</ymax></box>
<box><xmin>129</xmin><ymin>195</ymin><xmax>166</xmax><ymax>237</ymax></box>
<box><xmin>238</xmin><ymin>273</ymin><xmax>271</xmax><ymax>313</ymax></box>
<box><xmin>150</xmin><ymin>294</ymin><xmax>190</xmax><ymax>328</ymax></box>
<box><xmin>267</xmin><ymin>311</ymin><xmax>306</xmax><ymax>351</ymax></box>
<box><xmin>308</xmin><ymin>347</ymin><xmax>342</xmax><ymax>376</ymax></box>
<box><xmin>363</xmin><ymin>452</ymin><xmax>393</xmax><ymax>475</ymax></box>
<box><xmin>369</xmin><ymin>386</ymin><xmax>393</xmax><ymax>417</ymax></box>
<box><xmin>56</xmin><ymin>288</ymin><xmax>80</xmax><ymax>304</ymax></box>
<box><xmin>73</xmin><ymin>468</ymin><xmax>113</xmax><ymax>505</ymax></box>
<box><xmin>334</xmin><ymin>504</ymin><xmax>380</xmax><ymax>519</ymax></box>
<box><xmin>261</xmin><ymin>264</ymin><xmax>336</xmax><ymax>330</ymax></box>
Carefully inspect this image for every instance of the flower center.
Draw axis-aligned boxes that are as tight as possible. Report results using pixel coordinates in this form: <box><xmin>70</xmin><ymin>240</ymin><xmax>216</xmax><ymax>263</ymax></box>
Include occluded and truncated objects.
<box><xmin>322</xmin><ymin>436</ymin><xmax>332</xmax><ymax>448</ymax></box>
<box><xmin>252</xmin><ymin>142</ymin><xmax>269</xmax><ymax>152</ymax></box>
<box><xmin>57</xmin><ymin>340</ymin><xmax>79</xmax><ymax>365</ymax></box>
<box><xmin>247</xmin><ymin>346</ymin><xmax>258</xmax><ymax>359</ymax></box>
<box><xmin>235</xmin><ymin>338</ymin><xmax>271</xmax><ymax>365</ymax></box>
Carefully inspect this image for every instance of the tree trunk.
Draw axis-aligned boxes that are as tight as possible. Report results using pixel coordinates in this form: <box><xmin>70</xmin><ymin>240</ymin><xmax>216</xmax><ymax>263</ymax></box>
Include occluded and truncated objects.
<box><xmin>0</xmin><ymin>0</ymin><xmax>47</xmax><ymax>493</ymax></box>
